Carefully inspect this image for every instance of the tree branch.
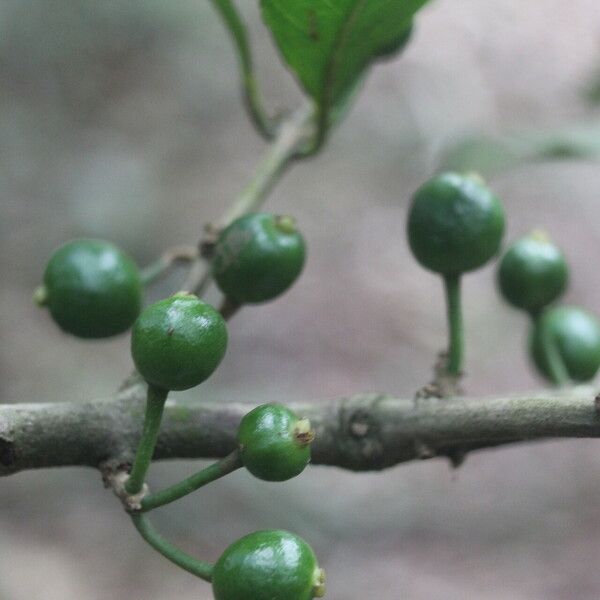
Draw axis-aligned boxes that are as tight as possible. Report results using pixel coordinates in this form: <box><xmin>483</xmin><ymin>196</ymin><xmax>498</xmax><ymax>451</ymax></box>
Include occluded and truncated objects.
<box><xmin>1</xmin><ymin>381</ymin><xmax>598</xmax><ymax>477</ymax></box>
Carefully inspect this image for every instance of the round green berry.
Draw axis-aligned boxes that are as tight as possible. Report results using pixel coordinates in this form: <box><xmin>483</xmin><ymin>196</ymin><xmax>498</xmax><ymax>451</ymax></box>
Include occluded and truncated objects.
<box><xmin>498</xmin><ymin>231</ymin><xmax>568</xmax><ymax>313</ymax></box>
<box><xmin>238</xmin><ymin>404</ymin><xmax>313</xmax><ymax>482</ymax></box>
<box><xmin>407</xmin><ymin>172</ymin><xmax>505</xmax><ymax>275</ymax></box>
<box><xmin>36</xmin><ymin>239</ymin><xmax>142</xmax><ymax>338</ymax></box>
<box><xmin>130</xmin><ymin>293</ymin><xmax>227</xmax><ymax>391</ymax></box>
<box><xmin>212</xmin><ymin>530</ymin><xmax>325</xmax><ymax>600</ymax></box>
<box><xmin>212</xmin><ymin>213</ymin><xmax>306</xmax><ymax>305</ymax></box>
<box><xmin>530</xmin><ymin>306</ymin><xmax>600</xmax><ymax>383</ymax></box>
<box><xmin>374</xmin><ymin>21</ymin><xmax>414</xmax><ymax>61</ymax></box>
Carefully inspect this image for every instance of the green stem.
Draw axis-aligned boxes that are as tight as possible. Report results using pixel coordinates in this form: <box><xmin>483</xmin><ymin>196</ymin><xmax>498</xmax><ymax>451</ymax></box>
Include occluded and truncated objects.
<box><xmin>210</xmin><ymin>0</ymin><xmax>276</xmax><ymax>140</ymax></box>
<box><xmin>126</xmin><ymin>385</ymin><xmax>168</xmax><ymax>495</ymax></box>
<box><xmin>140</xmin><ymin>259</ymin><xmax>170</xmax><ymax>286</ymax></box>
<box><xmin>219</xmin><ymin>297</ymin><xmax>241</xmax><ymax>321</ymax></box>
<box><xmin>130</xmin><ymin>513</ymin><xmax>213</xmax><ymax>582</ymax></box>
<box><xmin>531</xmin><ymin>313</ymin><xmax>570</xmax><ymax>387</ymax></box>
<box><xmin>443</xmin><ymin>274</ymin><xmax>464</xmax><ymax>376</ymax></box>
<box><xmin>141</xmin><ymin>450</ymin><xmax>242</xmax><ymax>512</ymax></box>
<box><xmin>216</xmin><ymin>103</ymin><xmax>314</xmax><ymax>229</ymax></box>
<box><xmin>140</xmin><ymin>246</ymin><xmax>199</xmax><ymax>286</ymax></box>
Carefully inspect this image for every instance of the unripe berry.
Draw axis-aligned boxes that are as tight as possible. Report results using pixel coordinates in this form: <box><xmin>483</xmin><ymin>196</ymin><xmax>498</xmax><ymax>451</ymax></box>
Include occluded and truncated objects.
<box><xmin>238</xmin><ymin>404</ymin><xmax>313</xmax><ymax>481</ymax></box>
<box><xmin>407</xmin><ymin>172</ymin><xmax>505</xmax><ymax>275</ymax></box>
<box><xmin>36</xmin><ymin>239</ymin><xmax>142</xmax><ymax>338</ymax></box>
<box><xmin>212</xmin><ymin>530</ymin><xmax>325</xmax><ymax>600</ymax></box>
<box><xmin>498</xmin><ymin>231</ymin><xmax>568</xmax><ymax>313</ymax></box>
<box><xmin>212</xmin><ymin>213</ymin><xmax>305</xmax><ymax>305</ymax></box>
<box><xmin>530</xmin><ymin>306</ymin><xmax>600</xmax><ymax>383</ymax></box>
<box><xmin>131</xmin><ymin>293</ymin><xmax>227</xmax><ymax>391</ymax></box>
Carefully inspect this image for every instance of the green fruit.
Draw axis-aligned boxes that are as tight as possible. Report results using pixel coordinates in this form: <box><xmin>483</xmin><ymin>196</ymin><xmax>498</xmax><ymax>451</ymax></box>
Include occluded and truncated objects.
<box><xmin>498</xmin><ymin>231</ymin><xmax>568</xmax><ymax>313</ymax></box>
<box><xmin>212</xmin><ymin>213</ymin><xmax>305</xmax><ymax>305</ymax></box>
<box><xmin>37</xmin><ymin>239</ymin><xmax>142</xmax><ymax>338</ymax></box>
<box><xmin>530</xmin><ymin>306</ymin><xmax>600</xmax><ymax>382</ymax></box>
<box><xmin>238</xmin><ymin>404</ymin><xmax>313</xmax><ymax>482</ymax></box>
<box><xmin>407</xmin><ymin>172</ymin><xmax>505</xmax><ymax>275</ymax></box>
<box><xmin>131</xmin><ymin>293</ymin><xmax>227</xmax><ymax>391</ymax></box>
<box><xmin>212</xmin><ymin>530</ymin><xmax>325</xmax><ymax>600</ymax></box>
<box><xmin>374</xmin><ymin>21</ymin><xmax>414</xmax><ymax>61</ymax></box>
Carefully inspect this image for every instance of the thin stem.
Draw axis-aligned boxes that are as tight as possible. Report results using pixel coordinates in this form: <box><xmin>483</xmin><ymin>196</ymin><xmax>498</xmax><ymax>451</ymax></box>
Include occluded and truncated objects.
<box><xmin>219</xmin><ymin>297</ymin><xmax>241</xmax><ymax>321</ymax></box>
<box><xmin>178</xmin><ymin>259</ymin><xmax>205</xmax><ymax>295</ymax></box>
<box><xmin>210</xmin><ymin>0</ymin><xmax>276</xmax><ymax>140</ymax></box>
<box><xmin>140</xmin><ymin>246</ymin><xmax>199</xmax><ymax>286</ymax></box>
<box><xmin>126</xmin><ymin>386</ymin><xmax>168</xmax><ymax>495</ymax></box>
<box><xmin>130</xmin><ymin>513</ymin><xmax>213</xmax><ymax>582</ymax></box>
<box><xmin>443</xmin><ymin>274</ymin><xmax>464</xmax><ymax>376</ymax></box>
<box><xmin>140</xmin><ymin>260</ymin><xmax>169</xmax><ymax>286</ymax></box>
<box><xmin>216</xmin><ymin>103</ymin><xmax>314</xmax><ymax>229</ymax></box>
<box><xmin>141</xmin><ymin>450</ymin><xmax>242</xmax><ymax>512</ymax></box>
<box><xmin>531</xmin><ymin>313</ymin><xmax>570</xmax><ymax>387</ymax></box>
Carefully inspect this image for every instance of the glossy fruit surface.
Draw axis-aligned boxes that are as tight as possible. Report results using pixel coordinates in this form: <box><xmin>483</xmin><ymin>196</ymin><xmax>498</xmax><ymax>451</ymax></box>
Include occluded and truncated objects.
<box><xmin>39</xmin><ymin>239</ymin><xmax>142</xmax><ymax>338</ymax></box>
<box><xmin>374</xmin><ymin>21</ymin><xmax>413</xmax><ymax>60</ymax></box>
<box><xmin>131</xmin><ymin>293</ymin><xmax>227</xmax><ymax>391</ymax></box>
<box><xmin>498</xmin><ymin>231</ymin><xmax>568</xmax><ymax>313</ymax></box>
<box><xmin>212</xmin><ymin>530</ymin><xmax>325</xmax><ymax>600</ymax></box>
<box><xmin>407</xmin><ymin>172</ymin><xmax>505</xmax><ymax>275</ymax></box>
<box><xmin>212</xmin><ymin>213</ymin><xmax>305</xmax><ymax>304</ymax></box>
<box><xmin>238</xmin><ymin>404</ymin><xmax>313</xmax><ymax>482</ymax></box>
<box><xmin>530</xmin><ymin>306</ymin><xmax>600</xmax><ymax>382</ymax></box>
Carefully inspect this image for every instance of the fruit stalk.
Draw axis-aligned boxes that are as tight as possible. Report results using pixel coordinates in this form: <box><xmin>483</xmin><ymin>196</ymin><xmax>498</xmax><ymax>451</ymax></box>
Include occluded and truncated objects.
<box><xmin>126</xmin><ymin>385</ymin><xmax>169</xmax><ymax>495</ymax></box>
<box><xmin>140</xmin><ymin>450</ymin><xmax>242</xmax><ymax>512</ymax></box>
<box><xmin>131</xmin><ymin>513</ymin><xmax>214</xmax><ymax>581</ymax></box>
<box><xmin>139</xmin><ymin>245</ymin><xmax>199</xmax><ymax>286</ymax></box>
<box><xmin>219</xmin><ymin>297</ymin><xmax>241</xmax><ymax>321</ymax></box>
<box><xmin>443</xmin><ymin>274</ymin><xmax>464</xmax><ymax>376</ymax></box>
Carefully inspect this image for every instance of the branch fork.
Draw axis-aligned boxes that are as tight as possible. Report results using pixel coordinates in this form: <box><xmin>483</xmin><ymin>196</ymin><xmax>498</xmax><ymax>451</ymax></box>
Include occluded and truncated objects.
<box><xmin>105</xmin><ymin>470</ymin><xmax>150</xmax><ymax>512</ymax></box>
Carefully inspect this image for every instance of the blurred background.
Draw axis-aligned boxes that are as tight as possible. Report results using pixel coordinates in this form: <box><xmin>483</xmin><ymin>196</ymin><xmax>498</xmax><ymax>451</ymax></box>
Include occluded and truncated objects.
<box><xmin>2</xmin><ymin>1</ymin><xmax>600</xmax><ymax>598</ymax></box>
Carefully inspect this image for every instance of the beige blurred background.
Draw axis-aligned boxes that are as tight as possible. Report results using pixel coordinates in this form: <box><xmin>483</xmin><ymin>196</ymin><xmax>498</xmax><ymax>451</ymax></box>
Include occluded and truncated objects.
<box><xmin>2</xmin><ymin>1</ymin><xmax>600</xmax><ymax>598</ymax></box>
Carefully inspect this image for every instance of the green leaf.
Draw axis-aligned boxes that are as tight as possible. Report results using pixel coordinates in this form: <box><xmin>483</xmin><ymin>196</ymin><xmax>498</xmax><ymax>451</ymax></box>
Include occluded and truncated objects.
<box><xmin>261</xmin><ymin>0</ymin><xmax>430</xmax><ymax>144</ymax></box>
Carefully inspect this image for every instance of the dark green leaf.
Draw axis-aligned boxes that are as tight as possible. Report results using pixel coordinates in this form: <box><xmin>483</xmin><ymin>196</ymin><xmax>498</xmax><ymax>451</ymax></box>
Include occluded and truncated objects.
<box><xmin>261</xmin><ymin>0</ymin><xmax>430</xmax><ymax>141</ymax></box>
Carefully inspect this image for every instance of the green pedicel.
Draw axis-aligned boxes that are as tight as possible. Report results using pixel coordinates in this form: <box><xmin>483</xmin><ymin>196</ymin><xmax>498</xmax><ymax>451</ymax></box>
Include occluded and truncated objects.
<box><xmin>407</xmin><ymin>172</ymin><xmax>505</xmax><ymax>374</ymax></box>
<box><xmin>126</xmin><ymin>293</ymin><xmax>227</xmax><ymax>495</ymax></box>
